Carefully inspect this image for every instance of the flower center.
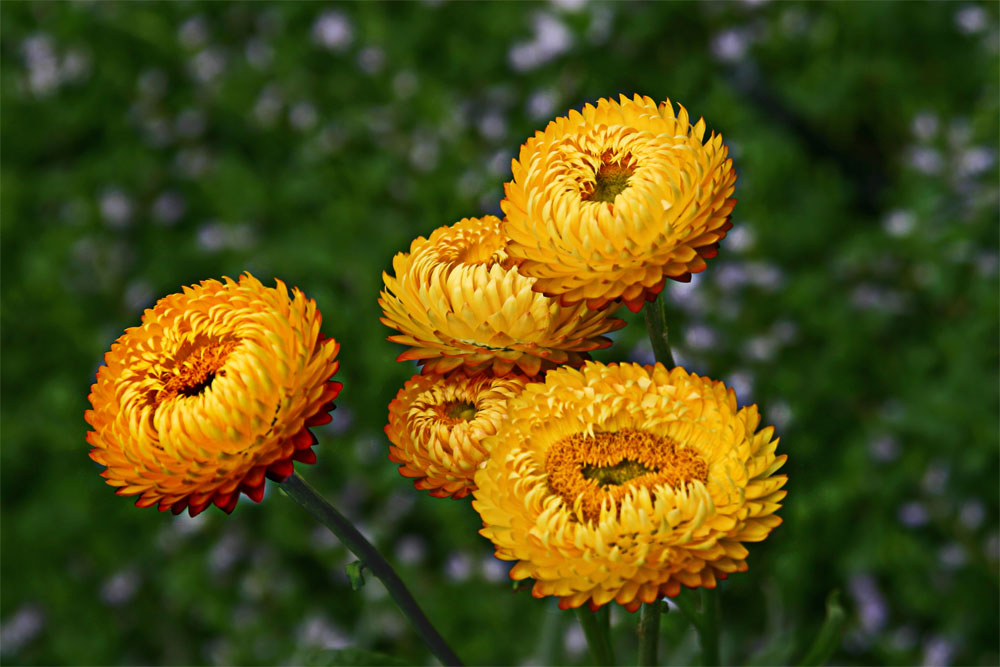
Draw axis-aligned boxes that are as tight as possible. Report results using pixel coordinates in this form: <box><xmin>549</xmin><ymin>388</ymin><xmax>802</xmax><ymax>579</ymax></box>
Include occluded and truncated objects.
<box><xmin>582</xmin><ymin>151</ymin><xmax>637</xmax><ymax>203</ymax></box>
<box><xmin>436</xmin><ymin>221</ymin><xmax>510</xmax><ymax>268</ymax></box>
<box><xmin>545</xmin><ymin>429</ymin><xmax>708</xmax><ymax>522</ymax></box>
<box><xmin>581</xmin><ymin>459</ymin><xmax>653</xmax><ymax>486</ymax></box>
<box><xmin>455</xmin><ymin>240</ymin><xmax>505</xmax><ymax>266</ymax></box>
<box><xmin>437</xmin><ymin>400</ymin><xmax>477</xmax><ymax>424</ymax></box>
<box><xmin>156</xmin><ymin>338</ymin><xmax>239</xmax><ymax>403</ymax></box>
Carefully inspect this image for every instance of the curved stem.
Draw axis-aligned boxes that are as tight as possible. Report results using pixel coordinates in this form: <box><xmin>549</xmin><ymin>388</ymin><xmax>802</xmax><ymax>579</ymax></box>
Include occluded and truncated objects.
<box><xmin>281</xmin><ymin>473</ymin><xmax>462</xmax><ymax>666</ymax></box>
<box><xmin>643</xmin><ymin>292</ymin><xmax>676</xmax><ymax>368</ymax></box>
<box><xmin>699</xmin><ymin>589</ymin><xmax>720</xmax><ymax>666</ymax></box>
<box><xmin>575</xmin><ymin>607</ymin><xmax>615</xmax><ymax>665</ymax></box>
<box><xmin>637</xmin><ymin>602</ymin><xmax>661</xmax><ymax>665</ymax></box>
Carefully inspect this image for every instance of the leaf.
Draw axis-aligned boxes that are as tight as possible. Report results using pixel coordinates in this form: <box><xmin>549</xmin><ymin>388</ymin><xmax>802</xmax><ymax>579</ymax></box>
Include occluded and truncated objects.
<box><xmin>797</xmin><ymin>590</ymin><xmax>846</xmax><ymax>666</ymax></box>
<box><xmin>345</xmin><ymin>560</ymin><xmax>366</xmax><ymax>591</ymax></box>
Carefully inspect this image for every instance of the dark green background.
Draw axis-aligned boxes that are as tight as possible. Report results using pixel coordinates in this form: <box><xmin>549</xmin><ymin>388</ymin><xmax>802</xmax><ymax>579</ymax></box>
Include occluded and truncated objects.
<box><xmin>2</xmin><ymin>2</ymin><xmax>997</xmax><ymax>665</ymax></box>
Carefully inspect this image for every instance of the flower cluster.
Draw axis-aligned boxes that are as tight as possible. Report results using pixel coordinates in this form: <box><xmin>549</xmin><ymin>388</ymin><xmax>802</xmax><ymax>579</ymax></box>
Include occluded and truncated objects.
<box><xmin>379</xmin><ymin>214</ymin><xmax>624</xmax><ymax>498</ymax></box>
<box><xmin>381</xmin><ymin>93</ymin><xmax>785</xmax><ymax>611</ymax></box>
<box><xmin>88</xmin><ymin>93</ymin><xmax>784</xmax><ymax>616</ymax></box>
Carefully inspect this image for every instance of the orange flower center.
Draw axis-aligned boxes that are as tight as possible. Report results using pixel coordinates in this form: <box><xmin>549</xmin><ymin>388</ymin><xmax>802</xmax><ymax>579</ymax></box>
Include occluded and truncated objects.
<box><xmin>155</xmin><ymin>338</ymin><xmax>239</xmax><ymax>404</ymax></box>
<box><xmin>545</xmin><ymin>429</ymin><xmax>708</xmax><ymax>522</ymax></box>
<box><xmin>436</xmin><ymin>400</ymin><xmax>477</xmax><ymax>424</ymax></box>
<box><xmin>582</xmin><ymin>151</ymin><xmax>637</xmax><ymax>203</ymax></box>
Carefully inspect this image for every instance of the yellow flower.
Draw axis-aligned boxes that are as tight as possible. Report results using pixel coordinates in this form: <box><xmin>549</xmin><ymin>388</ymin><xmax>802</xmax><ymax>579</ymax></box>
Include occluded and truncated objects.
<box><xmin>86</xmin><ymin>273</ymin><xmax>342</xmax><ymax>516</ymax></box>
<box><xmin>472</xmin><ymin>362</ymin><xmax>786</xmax><ymax>612</ymax></box>
<box><xmin>386</xmin><ymin>371</ymin><xmax>529</xmax><ymax>499</ymax></box>
<box><xmin>379</xmin><ymin>215</ymin><xmax>624</xmax><ymax>377</ymax></box>
<box><xmin>501</xmin><ymin>94</ymin><xmax>737</xmax><ymax>313</ymax></box>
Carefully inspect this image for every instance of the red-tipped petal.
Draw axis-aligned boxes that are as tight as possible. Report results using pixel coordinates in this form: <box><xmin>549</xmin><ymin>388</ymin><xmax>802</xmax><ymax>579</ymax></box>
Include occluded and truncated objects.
<box><xmin>292</xmin><ymin>448</ymin><xmax>317</xmax><ymax>464</ymax></box>
<box><xmin>244</xmin><ymin>465</ymin><xmax>266</xmax><ymax>488</ymax></box>
<box><xmin>188</xmin><ymin>501</ymin><xmax>211</xmax><ymax>517</ymax></box>
<box><xmin>265</xmin><ymin>458</ymin><xmax>295</xmax><ymax>482</ymax></box>
<box><xmin>306</xmin><ymin>412</ymin><xmax>333</xmax><ymax>427</ymax></box>
<box><xmin>292</xmin><ymin>428</ymin><xmax>314</xmax><ymax>450</ymax></box>
<box><xmin>243</xmin><ymin>483</ymin><xmax>266</xmax><ymax>503</ymax></box>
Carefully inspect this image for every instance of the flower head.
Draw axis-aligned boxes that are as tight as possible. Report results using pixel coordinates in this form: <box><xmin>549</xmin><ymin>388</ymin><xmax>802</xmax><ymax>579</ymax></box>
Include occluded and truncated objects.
<box><xmin>86</xmin><ymin>273</ymin><xmax>342</xmax><ymax>516</ymax></box>
<box><xmin>386</xmin><ymin>371</ymin><xmax>529</xmax><ymax>499</ymax></box>
<box><xmin>473</xmin><ymin>361</ymin><xmax>785</xmax><ymax>612</ymax></box>
<box><xmin>379</xmin><ymin>215</ymin><xmax>624</xmax><ymax>376</ymax></box>
<box><xmin>501</xmin><ymin>94</ymin><xmax>737</xmax><ymax>312</ymax></box>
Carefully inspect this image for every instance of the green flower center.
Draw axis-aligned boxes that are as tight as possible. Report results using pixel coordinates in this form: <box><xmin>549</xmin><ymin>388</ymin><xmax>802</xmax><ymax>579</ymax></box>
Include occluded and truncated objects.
<box><xmin>583</xmin><ymin>151</ymin><xmax>637</xmax><ymax>203</ymax></box>
<box><xmin>582</xmin><ymin>459</ymin><xmax>654</xmax><ymax>486</ymax></box>
<box><xmin>442</xmin><ymin>400</ymin><xmax>477</xmax><ymax>422</ymax></box>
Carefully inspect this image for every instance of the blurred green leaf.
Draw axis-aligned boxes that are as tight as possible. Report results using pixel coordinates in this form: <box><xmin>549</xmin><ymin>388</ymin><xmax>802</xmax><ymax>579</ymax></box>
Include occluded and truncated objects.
<box><xmin>798</xmin><ymin>591</ymin><xmax>846</xmax><ymax>666</ymax></box>
<box><xmin>345</xmin><ymin>561</ymin><xmax>366</xmax><ymax>591</ymax></box>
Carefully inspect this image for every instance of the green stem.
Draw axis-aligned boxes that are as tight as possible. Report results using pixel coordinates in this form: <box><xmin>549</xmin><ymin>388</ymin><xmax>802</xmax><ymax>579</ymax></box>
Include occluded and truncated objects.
<box><xmin>575</xmin><ymin>607</ymin><xmax>615</xmax><ymax>665</ymax></box>
<box><xmin>637</xmin><ymin>602</ymin><xmax>661</xmax><ymax>665</ymax></box>
<box><xmin>281</xmin><ymin>473</ymin><xmax>462</xmax><ymax>666</ymax></box>
<box><xmin>699</xmin><ymin>589</ymin><xmax>720</xmax><ymax>666</ymax></box>
<box><xmin>643</xmin><ymin>292</ymin><xmax>676</xmax><ymax>368</ymax></box>
<box><xmin>598</xmin><ymin>604</ymin><xmax>612</xmax><ymax>643</ymax></box>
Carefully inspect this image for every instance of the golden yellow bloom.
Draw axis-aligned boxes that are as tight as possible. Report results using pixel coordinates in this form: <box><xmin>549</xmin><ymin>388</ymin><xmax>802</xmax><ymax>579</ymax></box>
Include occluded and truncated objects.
<box><xmin>86</xmin><ymin>273</ymin><xmax>342</xmax><ymax>516</ymax></box>
<box><xmin>386</xmin><ymin>371</ymin><xmax>529</xmax><ymax>499</ymax></box>
<box><xmin>501</xmin><ymin>94</ymin><xmax>737</xmax><ymax>313</ymax></box>
<box><xmin>379</xmin><ymin>215</ymin><xmax>624</xmax><ymax>377</ymax></box>
<box><xmin>472</xmin><ymin>362</ymin><xmax>786</xmax><ymax>612</ymax></box>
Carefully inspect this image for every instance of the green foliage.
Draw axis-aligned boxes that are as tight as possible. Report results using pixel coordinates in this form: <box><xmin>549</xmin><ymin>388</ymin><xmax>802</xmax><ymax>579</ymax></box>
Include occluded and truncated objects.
<box><xmin>798</xmin><ymin>591</ymin><xmax>846</xmax><ymax>667</ymax></box>
<box><xmin>345</xmin><ymin>561</ymin><xmax>366</xmax><ymax>592</ymax></box>
<box><xmin>2</xmin><ymin>1</ymin><xmax>997</xmax><ymax>665</ymax></box>
<box><xmin>300</xmin><ymin>648</ymin><xmax>413</xmax><ymax>667</ymax></box>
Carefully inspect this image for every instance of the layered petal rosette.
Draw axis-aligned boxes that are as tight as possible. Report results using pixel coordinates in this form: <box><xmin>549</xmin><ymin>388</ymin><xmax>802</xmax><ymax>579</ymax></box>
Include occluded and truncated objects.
<box><xmin>473</xmin><ymin>362</ymin><xmax>786</xmax><ymax>612</ymax></box>
<box><xmin>386</xmin><ymin>371</ymin><xmax>529</xmax><ymax>499</ymax></box>
<box><xmin>501</xmin><ymin>94</ymin><xmax>737</xmax><ymax>312</ymax></box>
<box><xmin>379</xmin><ymin>215</ymin><xmax>624</xmax><ymax>376</ymax></box>
<box><xmin>86</xmin><ymin>273</ymin><xmax>342</xmax><ymax>516</ymax></box>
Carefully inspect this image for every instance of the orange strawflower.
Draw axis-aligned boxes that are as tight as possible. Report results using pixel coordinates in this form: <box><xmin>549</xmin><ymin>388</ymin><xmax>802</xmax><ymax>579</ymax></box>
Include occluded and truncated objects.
<box><xmin>386</xmin><ymin>371</ymin><xmax>529</xmax><ymax>499</ymax></box>
<box><xmin>501</xmin><ymin>94</ymin><xmax>737</xmax><ymax>312</ymax></box>
<box><xmin>473</xmin><ymin>362</ymin><xmax>786</xmax><ymax>611</ymax></box>
<box><xmin>86</xmin><ymin>273</ymin><xmax>341</xmax><ymax>516</ymax></box>
<box><xmin>379</xmin><ymin>215</ymin><xmax>624</xmax><ymax>376</ymax></box>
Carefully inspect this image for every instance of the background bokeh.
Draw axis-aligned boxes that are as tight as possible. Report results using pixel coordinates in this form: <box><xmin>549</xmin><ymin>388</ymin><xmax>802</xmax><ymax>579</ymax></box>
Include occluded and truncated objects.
<box><xmin>2</xmin><ymin>2</ymin><xmax>997</xmax><ymax>665</ymax></box>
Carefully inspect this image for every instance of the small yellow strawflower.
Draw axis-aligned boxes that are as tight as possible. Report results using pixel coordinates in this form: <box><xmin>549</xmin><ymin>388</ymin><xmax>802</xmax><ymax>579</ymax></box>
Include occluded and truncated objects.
<box><xmin>86</xmin><ymin>273</ymin><xmax>342</xmax><ymax>516</ymax></box>
<box><xmin>501</xmin><ymin>94</ymin><xmax>737</xmax><ymax>312</ymax></box>
<box><xmin>473</xmin><ymin>362</ymin><xmax>786</xmax><ymax>612</ymax></box>
<box><xmin>386</xmin><ymin>371</ymin><xmax>529</xmax><ymax>499</ymax></box>
<box><xmin>379</xmin><ymin>215</ymin><xmax>624</xmax><ymax>377</ymax></box>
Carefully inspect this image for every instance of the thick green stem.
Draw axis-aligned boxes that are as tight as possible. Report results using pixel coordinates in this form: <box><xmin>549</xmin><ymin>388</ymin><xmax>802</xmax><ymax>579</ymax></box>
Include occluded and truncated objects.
<box><xmin>598</xmin><ymin>604</ymin><xmax>612</xmax><ymax>642</ymax></box>
<box><xmin>643</xmin><ymin>292</ymin><xmax>676</xmax><ymax>368</ymax></box>
<box><xmin>281</xmin><ymin>473</ymin><xmax>462</xmax><ymax>666</ymax></box>
<box><xmin>699</xmin><ymin>589</ymin><xmax>720</xmax><ymax>666</ymax></box>
<box><xmin>575</xmin><ymin>607</ymin><xmax>615</xmax><ymax>665</ymax></box>
<box><xmin>637</xmin><ymin>602</ymin><xmax>661</xmax><ymax>665</ymax></box>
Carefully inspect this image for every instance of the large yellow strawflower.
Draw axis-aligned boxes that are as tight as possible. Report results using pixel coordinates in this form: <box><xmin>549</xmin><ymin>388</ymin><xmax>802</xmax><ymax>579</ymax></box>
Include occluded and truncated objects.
<box><xmin>86</xmin><ymin>273</ymin><xmax>342</xmax><ymax>516</ymax></box>
<box><xmin>473</xmin><ymin>362</ymin><xmax>786</xmax><ymax>612</ymax></box>
<box><xmin>501</xmin><ymin>94</ymin><xmax>737</xmax><ymax>313</ymax></box>
<box><xmin>386</xmin><ymin>371</ymin><xmax>529</xmax><ymax>499</ymax></box>
<box><xmin>379</xmin><ymin>215</ymin><xmax>624</xmax><ymax>377</ymax></box>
